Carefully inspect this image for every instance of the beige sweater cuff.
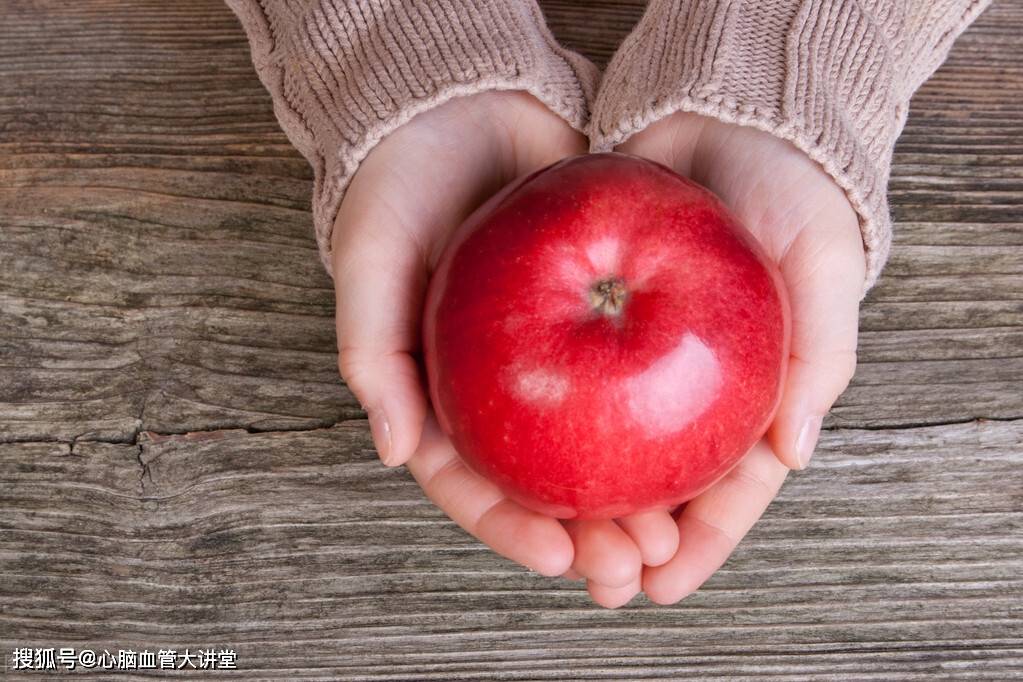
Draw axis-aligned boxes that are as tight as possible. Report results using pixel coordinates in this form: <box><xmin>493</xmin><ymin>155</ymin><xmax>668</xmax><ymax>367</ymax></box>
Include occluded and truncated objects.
<box><xmin>226</xmin><ymin>0</ymin><xmax>599</xmax><ymax>276</ymax></box>
<box><xmin>591</xmin><ymin>0</ymin><xmax>992</xmax><ymax>292</ymax></box>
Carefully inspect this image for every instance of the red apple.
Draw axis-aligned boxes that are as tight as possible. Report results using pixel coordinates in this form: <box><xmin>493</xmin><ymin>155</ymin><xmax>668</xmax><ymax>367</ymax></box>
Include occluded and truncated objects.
<box><xmin>423</xmin><ymin>153</ymin><xmax>789</xmax><ymax>519</ymax></box>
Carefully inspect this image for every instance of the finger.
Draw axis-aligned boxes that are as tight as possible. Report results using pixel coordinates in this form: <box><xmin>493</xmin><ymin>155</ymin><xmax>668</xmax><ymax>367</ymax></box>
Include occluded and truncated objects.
<box><xmin>615</xmin><ymin>509</ymin><xmax>680</xmax><ymax>567</ymax></box>
<box><xmin>331</xmin><ymin>97</ymin><xmax>508</xmax><ymax>468</ymax></box>
<box><xmin>332</xmin><ymin>93</ymin><xmax>583</xmax><ymax>467</ymax></box>
<box><xmin>562</xmin><ymin>519</ymin><xmax>642</xmax><ymax>588</ymax></box>
<box><xmin>642</xmin><ymin>441</ymin><xmax>788</xmax><ymax>605</ymax></box>
<box><xmin>406</xmin><ymin>414</ymin><xmax>574</xmax><ymax>577</ymax></box>
<box><xmin>333</xmin><ymin>218</ymin><xmax>429</xmax><ymax>467</ymax></box>
<box><xmin>769</xmin><ymin>216</ymin><xmax>865</xmax><ymax>469</ymax></box>
<box><xmin>588</xmin><ymin>574</ymin><xmax>642</xmax><ymax>609</ymax></box>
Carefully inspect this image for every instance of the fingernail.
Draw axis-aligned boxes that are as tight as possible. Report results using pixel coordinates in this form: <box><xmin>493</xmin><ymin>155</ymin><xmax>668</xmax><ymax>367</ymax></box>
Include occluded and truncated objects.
<box><xmin>795</xmin><ymin>415</ymin><xmax>823</xmax><ymax>470</ymax></box>
<box><xmin>368</xmin><ymin>408</ymin><xmax>394</xmax><ymax>465</ymax></box>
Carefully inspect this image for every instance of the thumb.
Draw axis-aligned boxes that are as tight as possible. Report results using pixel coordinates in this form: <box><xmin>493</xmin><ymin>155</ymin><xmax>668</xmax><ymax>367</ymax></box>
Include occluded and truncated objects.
<box><xmin>330</xmin><ymin>99</ymin><xmax>507</xmax><ymax>466</ymax></box>
<box><xmin>768</xmin><ymin>218</ymin><xmax>865</xmax><ymax>470</ymax></box>
<box><xmin>330</xmin><ymin>92</ymin><xmax>588</xmax><ymax>465</ymax></box>
<box><xmin>333</xmin><ymin>194</ymin><xmax>430</xmax><ymax>467</ymax></box>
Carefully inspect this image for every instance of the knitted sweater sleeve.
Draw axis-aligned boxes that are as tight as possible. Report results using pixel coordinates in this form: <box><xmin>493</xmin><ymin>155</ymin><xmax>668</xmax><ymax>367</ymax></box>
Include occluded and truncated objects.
<box><xmin>225</xmin><ymin>0</ymin><xmax>598</xmax><ymax>275</ymax></box>
<box><xmin>590</xmin><ymin>0</ymin><xmax>992</xmax><ymax>291</ymax></box>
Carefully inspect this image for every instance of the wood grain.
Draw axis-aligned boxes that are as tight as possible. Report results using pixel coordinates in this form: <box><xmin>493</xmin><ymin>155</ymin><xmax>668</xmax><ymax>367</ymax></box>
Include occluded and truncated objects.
<box><xmin>2</xmin><ymin>421</ymin><xmax>1022</xmax><ymax>678</ymax></box>
<box><xmin>1</xmin><ymin>0</ymin><xmax>1021</xmax><ymax>679</ymax></box>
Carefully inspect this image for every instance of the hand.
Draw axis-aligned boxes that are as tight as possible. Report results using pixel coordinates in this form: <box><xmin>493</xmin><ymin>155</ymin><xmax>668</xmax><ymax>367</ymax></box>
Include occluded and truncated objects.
<box><xmin>608</xmin><ymin>112</ymin><xmax>865</xmax><ymax>604</ymax></box>
<box><xmin>333</xmin><ymin>92</ymin><xmax>679</xmax><ymax>602</ymax></box>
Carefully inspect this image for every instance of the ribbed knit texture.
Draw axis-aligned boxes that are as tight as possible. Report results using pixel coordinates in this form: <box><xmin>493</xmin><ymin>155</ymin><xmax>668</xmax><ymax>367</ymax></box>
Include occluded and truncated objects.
<box><xmin>591</xmin><ymin>0</ymin><xmax>992</xmax><ymax>292</ymax></box>
<box><xmin>226</xmin><ymin>0</ymin><xmax>599</xmax><ymax>275</ymax></box>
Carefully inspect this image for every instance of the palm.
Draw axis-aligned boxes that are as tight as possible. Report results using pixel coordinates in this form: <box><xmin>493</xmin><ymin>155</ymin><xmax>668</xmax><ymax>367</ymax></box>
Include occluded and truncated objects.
<box><xmin>617</xmin><ymin>112</ymin><xmax>865</xmax><ymax>603</ymax></box>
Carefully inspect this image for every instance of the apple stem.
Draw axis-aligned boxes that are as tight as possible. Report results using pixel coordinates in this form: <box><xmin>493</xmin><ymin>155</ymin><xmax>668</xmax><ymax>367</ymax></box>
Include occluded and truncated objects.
<box><xmin>589</xmin><ymin>277</ymin><xmax>627</xmax><ymax>317</ymax></box>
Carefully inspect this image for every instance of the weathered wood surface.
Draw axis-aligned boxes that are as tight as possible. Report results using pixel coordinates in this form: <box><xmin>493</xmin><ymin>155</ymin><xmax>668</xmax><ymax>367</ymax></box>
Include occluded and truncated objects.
<box><xmin>1</xmin><ymin>0</ymin><xmax>1021</xmax><ymax>679</ymax></box>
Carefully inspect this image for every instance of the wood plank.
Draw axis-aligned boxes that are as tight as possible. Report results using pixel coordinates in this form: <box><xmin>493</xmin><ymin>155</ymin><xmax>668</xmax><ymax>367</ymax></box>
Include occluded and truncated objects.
<box><xmin>2</xmin><ymin>420</ymin><xmax>1021</xmax><ymax>678</ymax></box>
<box><xmin>540</xmin><ymin>0</ymin><xmax>646</xmax><ymax>67</ymax></box>
<box><xmin>0</xmin><ymin>0</ymin><xmax>359</xmax><ymax>442</ymax></box>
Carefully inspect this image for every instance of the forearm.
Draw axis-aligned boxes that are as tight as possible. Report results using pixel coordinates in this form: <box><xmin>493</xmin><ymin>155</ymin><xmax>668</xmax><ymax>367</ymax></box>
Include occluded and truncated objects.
<box><xmin>591</xmin><ymin>0</ymin><xmax>992</xmax><ymax>291</ymax></box>
<box><xmin>227</xmin><ymin>0</ymin><xmax>598</xmax><ymax>275</ymax></box>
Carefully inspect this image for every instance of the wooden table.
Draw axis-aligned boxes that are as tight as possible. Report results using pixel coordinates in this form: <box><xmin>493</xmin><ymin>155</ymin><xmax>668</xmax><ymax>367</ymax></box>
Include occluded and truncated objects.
<box><xmin>2</xmin><ymin>1</ymin><xmax>1021</xmax><ymax>678</ymax></box>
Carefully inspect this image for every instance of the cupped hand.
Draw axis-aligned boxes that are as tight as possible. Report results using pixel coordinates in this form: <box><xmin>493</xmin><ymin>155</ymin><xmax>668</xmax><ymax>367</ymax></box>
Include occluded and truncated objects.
<box><xmin>606</xmin><ymin>112</ymin><xmax>866</xmax><ymax>604</ymax></box>
<box><xmin>332</xmin><ymin>91</ymin><xmax>678</xmax><ymax>602</ymax></box>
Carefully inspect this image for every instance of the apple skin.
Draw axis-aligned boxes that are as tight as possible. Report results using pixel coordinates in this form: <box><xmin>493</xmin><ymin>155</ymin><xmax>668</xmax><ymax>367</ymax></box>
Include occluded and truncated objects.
<box><xmin>423</xmin><ymin>153</ymin><xmax>790</xmax><ymax>520</ymax></box>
